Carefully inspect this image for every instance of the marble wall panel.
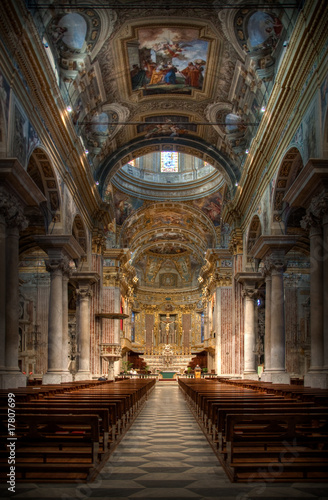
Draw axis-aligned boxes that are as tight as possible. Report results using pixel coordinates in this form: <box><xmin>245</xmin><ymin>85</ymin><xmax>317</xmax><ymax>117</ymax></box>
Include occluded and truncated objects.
<box><xmin>182</xmin><ymin>313</ymin><xmax>191</xmax><ymax>348</ymax></box>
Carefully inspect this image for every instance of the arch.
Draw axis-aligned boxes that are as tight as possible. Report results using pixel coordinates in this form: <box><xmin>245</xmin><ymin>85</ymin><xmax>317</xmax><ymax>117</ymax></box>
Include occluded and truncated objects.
<box><xmin>245</xmin><ymin>214</ymin><xmax>262</xmax><ymax>270</ymax></box>
<box><xmin>322</xmin><ymin>104</ymin><xmax>328</xmax><ymax>160</ymax></box>
<box><xmin>72</xmin><ymin>214</ymin><xmax>87</xmax><ymax>253</ymax></box>
<box><xmin>0</xmin><ymin>70</ymin><xmax>10</xmax><ymax>158</ymax></box>
<box><xmin>0</xmin><ymin>103</ymin><xmax>7</xmax><ymax>158</ymax></box>
<box><xmin>96</xmin><ymin>135</ymin><xmax>240</xmax><ymax>194</ymax></box>
<box><xmin>26</xmin><ymin>147</ymin><xmax>61</xmax><ymax>232</ymax></box>
<box><xmin>271</xmin><ymin>146</ymin><xmax>303</xmax><ymax>233</ymax></box>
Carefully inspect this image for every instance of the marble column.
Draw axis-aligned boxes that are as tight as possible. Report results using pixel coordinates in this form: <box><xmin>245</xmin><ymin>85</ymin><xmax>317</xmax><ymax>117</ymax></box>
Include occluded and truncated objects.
<box><xmin>75</xmin><ymin>287</ymin><xmax>92</xmax><ymax>381</ymax></box>
<box><xmin>0</xmin><ymin>215</ymin><xmax>6</xmax><ymax>373</ymax></box>
<box><xmin>302</xmin><ymin>218</ymin><xmax>326</xmax><ymax>387</ymax></box>
<box><xmin>283</xmin><ymin>160</ymin><xmax>328</xmax><ymax>387</ymax></box>
<box><xmin>236</xmin><ymin>273</ymin><xmax>262</xmax><ymax>380</ymax></box>
<box><xmin>43</xmin><ymin>256</ymin><xmax>71</xmax><ymax>384</ymax></box>
<box><xmin>61</xmin><ymin>272</ymin><xmax>72</xmax><ymax>381</ymax></box>
<box><xmin>324</xmin><ymin>214</ymin><xmax>328</xmax><ymax>372</ymax></box>
<box><xmin>299</xmin><ymin>192</ymin><xmax>328</xmax><ymax>388</ymax></box>
<box><xmin>308</xmin><ymin>224</ymin><xmax>324</xmax><ymax>371</ymax></box>
<box><xmin>215</xmin><ymin>287</ymin><xmax>222</xmax><ymax>375</ymax></box>
<box><xmin>242</xmin><ymin>287</ymin><xmax>258</xmax><ymax>379</ymax></box>
<box><xmin>1</xmin><ymin>197</ymin><xmax>28</xmax><ymax>388</ymax></box>
<box><xmin>265</xmin><ymin>254</ymin><xmax>290</xmax><ymax>384</ymax></box>
<box><xmin>263</xmin><ymin>272</ymin><xmax>272</xmax><ymax>374</ymax></box>
<box><xmin>0</xmin><ymin>160</ymin><xmax>46</xmax><ymax>389</ymax></box>
<box><xmin>4</xmin><ymin>222</ymin><xmax>27</xmax><ymax>387</ymax></box>
<box><xmin>5</xmin><ymin>225</ymin><xmax>21</xmax><ymax>371</ymax></box>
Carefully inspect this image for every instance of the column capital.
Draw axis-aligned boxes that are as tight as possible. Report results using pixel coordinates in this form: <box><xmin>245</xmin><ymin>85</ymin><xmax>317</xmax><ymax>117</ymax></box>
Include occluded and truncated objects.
<box><xmin>76</xmin><ymin>288</ymin><xmax>93</xmax><ymax>301</ymax></box>
<box><xmin>241</xmin><ymin>288</ymin><xmax>257</xmax><ymax>300</ymax></box>
<box><xmin>45</xmin><ymin>255</ymin><xmax>72</xmax><ymax>276</ymax></box>
<box><xmin>262</xmin><ymin>254</ymin><xmax>286</xmax><ymax>276</ymax></box>
<box><xmin>0</xmin><ymin>189</ymin><xmax>28</xmax><ymax>231</ymax></box>
<box><xmin>301</xmin><ymin>191</ymin><xmax>328</xmax><ymax>230</ymax></box>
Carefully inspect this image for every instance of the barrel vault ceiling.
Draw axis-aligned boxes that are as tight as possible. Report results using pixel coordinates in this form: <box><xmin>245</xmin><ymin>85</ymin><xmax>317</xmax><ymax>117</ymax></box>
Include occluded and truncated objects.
<box><xmin>27</xmin><ymin>0</ymin><xmax>301</xmax><ymax>294</ymax></box>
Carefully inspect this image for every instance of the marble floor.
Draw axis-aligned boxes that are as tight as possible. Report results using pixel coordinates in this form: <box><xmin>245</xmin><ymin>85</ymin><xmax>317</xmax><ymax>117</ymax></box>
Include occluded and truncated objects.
<box><xmin>1</xmin><ymin>381</ymin><xmax>328</xmax><ymax>500</ymax></box>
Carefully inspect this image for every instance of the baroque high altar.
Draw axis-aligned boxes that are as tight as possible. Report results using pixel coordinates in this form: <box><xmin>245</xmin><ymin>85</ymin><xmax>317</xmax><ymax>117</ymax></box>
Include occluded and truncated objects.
<box><xmin>0</xmin><ymin>0</ymin><xmax>327</xmax><ymax>389</ymax></box>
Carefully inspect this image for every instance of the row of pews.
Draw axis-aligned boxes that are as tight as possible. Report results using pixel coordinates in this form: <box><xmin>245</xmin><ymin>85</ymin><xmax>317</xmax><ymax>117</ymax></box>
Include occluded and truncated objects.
<box><xmin>178</xmin><ymin>378</ymin><xmax>328</xmax><ymax>482</ymax></box>
<box><xmin>0</xmin><ymin>378</ymin><xmax>155</xmax><ymax>482</ymax></box>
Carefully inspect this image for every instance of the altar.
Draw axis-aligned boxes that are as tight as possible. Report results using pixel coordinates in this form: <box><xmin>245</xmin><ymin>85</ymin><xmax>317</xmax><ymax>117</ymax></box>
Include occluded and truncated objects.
<box><xmin>160</xmin><ymin>371</ymin><xmax>177</xmax><ymax>379</ymax></box>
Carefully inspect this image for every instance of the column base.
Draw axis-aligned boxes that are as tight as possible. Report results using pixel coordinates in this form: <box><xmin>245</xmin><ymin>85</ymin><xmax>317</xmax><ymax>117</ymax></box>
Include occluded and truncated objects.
<box><xmin>42</xmin><ymin>372</ymin><xmax>73</xmax><ymax>384</ymax></box>
<box><xmin>0</xmin><ymin>371</ymin><xmax>27</xmax><ymax>389</ymax></box>
<box><xmin>242</xmin><ymin>371</ymin><xmax>259</xmax><ymax>380</ymax></box>
<box><xmin>74</xmin><ymin>371</ymin><xmax>92</xmax><ymax>381</ymax></box>
<box><xmin>261</xmin><ymin>371</ymin><xmax>290</xmax><ymax>384</ymax></box>
<box><xmin>60</xmin><ymin>371</ymin><xmax>73</xmax><ymax>383</ymax></box>
<box><xmin>304</xmin><ymin>371</ymin><xmax>328</xmax><ymax>389</ymax></box>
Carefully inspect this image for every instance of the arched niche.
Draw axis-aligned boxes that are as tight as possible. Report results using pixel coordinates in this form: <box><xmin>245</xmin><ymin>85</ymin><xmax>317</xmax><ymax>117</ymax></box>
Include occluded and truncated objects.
<box><xmin>271</xmin><ymin>147</ymin><xmax>303</xmax><ymax>234</ymax></box>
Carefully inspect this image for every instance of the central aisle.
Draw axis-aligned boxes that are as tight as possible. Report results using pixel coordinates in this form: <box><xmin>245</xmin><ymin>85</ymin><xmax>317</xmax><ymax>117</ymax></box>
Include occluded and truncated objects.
<box><xmin>100</xmin><ymin>381</ymin><xmax>229</xmax><ymax>498</ymax></box>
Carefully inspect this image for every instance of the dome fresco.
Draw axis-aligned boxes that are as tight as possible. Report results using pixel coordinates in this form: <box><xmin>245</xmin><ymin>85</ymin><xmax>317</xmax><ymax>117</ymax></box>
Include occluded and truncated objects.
<box><xmin>57</xmin><ymin>13</ymin><xmax>87</xmax><ymax>50</ymax></box>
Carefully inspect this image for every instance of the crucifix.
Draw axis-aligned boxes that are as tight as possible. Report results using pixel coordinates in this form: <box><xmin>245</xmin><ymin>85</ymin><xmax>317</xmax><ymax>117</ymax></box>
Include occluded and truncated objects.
<box><xmin>160</xmin><ymin>313</ymin><xmax>176</xmax><ymax>344</ymax></box>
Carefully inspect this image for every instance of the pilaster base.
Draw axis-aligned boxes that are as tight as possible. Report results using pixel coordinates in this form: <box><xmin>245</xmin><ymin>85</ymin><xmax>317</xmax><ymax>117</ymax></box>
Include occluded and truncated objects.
<box><xmin>74</xmin><ymin>371</ymin><xmax>92</xmax><ymax>381</ymax></box>
<box><xmin>304</xmin><ymin>372</ymin><xmax>328</xmax><ymax>389</ymax></box>
<box><xmin>60</xmin><ymin>371</ymin><xmax>73</xmax><ymax>383</ymax></box>
<box><xmin>0</xmin><ymin>371</ymin><xmax>27</xmax><ymax>389</ymax></box>
<box><xmin>242</xmin><ymin>371</ymin><xmax>259</xmax><ymax>380</ymax></box>
<box><xmin>261</xmin><ymin>371</ymin><xmax>290</xmax><ymax>384</ymax></box>
<box><xmin>43</xmin><ymin>372</ymin><xmax>73</xmax><ymax>384</ymax></box>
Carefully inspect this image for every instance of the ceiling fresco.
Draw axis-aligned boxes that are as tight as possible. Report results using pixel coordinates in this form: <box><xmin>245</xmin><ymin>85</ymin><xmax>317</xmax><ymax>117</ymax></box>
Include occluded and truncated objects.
<box><xmin>29</xmin><ymin>0</ymin><xmax>301</xmax><ymax>292</ymax></box>
<box><xmin>128</xmin><ymin>27</ymin><xmax>208</xmax><ymax>95</ymax></box>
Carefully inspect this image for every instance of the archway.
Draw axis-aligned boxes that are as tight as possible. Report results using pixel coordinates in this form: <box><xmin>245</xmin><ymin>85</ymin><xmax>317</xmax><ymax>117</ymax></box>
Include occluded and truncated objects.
<box><xmin>271</xmin><ymin>147</ymin><xmax>303</xmax><ymax>234</ymax></box>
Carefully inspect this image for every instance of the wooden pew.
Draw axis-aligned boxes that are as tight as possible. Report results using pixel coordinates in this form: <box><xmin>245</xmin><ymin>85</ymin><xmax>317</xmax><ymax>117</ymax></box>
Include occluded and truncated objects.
<box><xmin>0</xmin><ymin>378</ymin><xmax>155</xmax><ymax>482</ymax></box>
<box><xmin>0</xmin><ymin>413</ymin><xmax>101</xmax><ymax>482</ymax></box>
<box><xmin>224</xmin><ymin>412</ymin><xmax>328</xmax><ymax>482</ymax></box>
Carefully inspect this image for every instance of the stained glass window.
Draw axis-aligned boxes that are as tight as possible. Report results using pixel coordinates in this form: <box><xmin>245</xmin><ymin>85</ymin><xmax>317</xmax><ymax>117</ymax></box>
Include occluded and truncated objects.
<box><xmin>127</xmin><ymin>160</ymin><xmax>135</xmax><ymax>167</ymax></box>
<box><xmin>161</xmin><ymin>152</ymin><xmax>178</xmax><ymax>172</ymax></box>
